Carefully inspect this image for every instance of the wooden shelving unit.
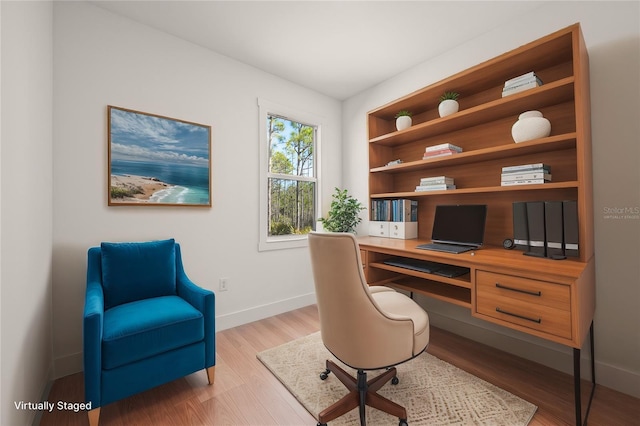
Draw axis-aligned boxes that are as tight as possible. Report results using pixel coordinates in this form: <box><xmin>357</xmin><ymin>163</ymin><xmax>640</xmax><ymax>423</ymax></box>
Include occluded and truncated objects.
<box><xmin>359</xmin><ymin>24</ymin><xmax>596</xmax><ymax>426</ymax></box>
<box><xmin>367</xmin><ymin>24</ymin><xmax>593</xmax><ymax>259</ymax></box>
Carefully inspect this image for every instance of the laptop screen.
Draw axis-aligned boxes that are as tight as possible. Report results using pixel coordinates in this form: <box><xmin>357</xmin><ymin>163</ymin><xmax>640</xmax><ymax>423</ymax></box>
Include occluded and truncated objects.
<box><xmin>431</xmin><ymin>204</ymin><xmax>487</xmax><ymax>247</ymax></box>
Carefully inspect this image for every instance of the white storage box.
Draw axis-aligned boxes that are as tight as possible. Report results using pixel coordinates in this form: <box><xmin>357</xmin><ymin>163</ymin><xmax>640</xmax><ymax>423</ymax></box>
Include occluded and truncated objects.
<box><xmin>368</xmin><ymin>221</ymin><xmax>390</xmax><ymax>237</ymax></box>
<box><xmin>389</xmin><ymin>222</ymin><xmax>418</xmax><ymax>239</ymax></box>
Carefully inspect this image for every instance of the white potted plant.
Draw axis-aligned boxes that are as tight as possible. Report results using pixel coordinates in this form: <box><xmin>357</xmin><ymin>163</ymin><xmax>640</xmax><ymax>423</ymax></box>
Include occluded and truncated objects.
<box><xmin>395</xmin><ymin>110</ymin><xmax>413</xmax><ymax>131</ymax></box>
<box><xmin>438</xmin><ymin>91</ymin><xmax>460</xmax><ymax>117</ymax></box>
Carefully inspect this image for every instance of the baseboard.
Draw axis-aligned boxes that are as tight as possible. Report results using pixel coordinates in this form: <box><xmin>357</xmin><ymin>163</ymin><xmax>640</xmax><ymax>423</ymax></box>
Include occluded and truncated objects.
<box><xmin>427</xmin><ymin>310</ymin><xmax>640</xmax><ymax>398</ymax></box>
<box><xmin>53</xmin><ymin>351</ymin><xmax>83</xmax><ymax>379</ymax></box>
<box><xmin>215</xmin><ymin>292</ymin><xmax>317</xmax><ymax>331</ymax></box>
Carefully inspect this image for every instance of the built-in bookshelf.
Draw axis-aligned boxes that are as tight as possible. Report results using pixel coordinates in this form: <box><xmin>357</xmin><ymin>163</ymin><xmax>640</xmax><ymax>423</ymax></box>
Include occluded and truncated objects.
<box><xmin>367</xmin><ymin>23</ymin><xmax>593</xmax><ymax>263</ymax></box>
<box><xmin>361</xmin><ymin>25</ymin><xmax>595</xmax><ymax>425</ymax></box>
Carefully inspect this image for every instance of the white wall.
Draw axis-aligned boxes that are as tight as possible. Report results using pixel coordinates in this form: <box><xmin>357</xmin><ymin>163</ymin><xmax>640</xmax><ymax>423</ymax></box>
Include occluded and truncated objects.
<box><xmin>343</xmin><ymin>1</ymin><xmax>640</xmax><ymax>397</ymax></box>
<box><xmin>1</xmin><ymin>1</ymin><xmax>54</xmax><ymax>424</ymax></box>
<box><xmin>51</xmin><ymin>1</ymin><xmax>342</xmax><ymax>377</ymax></box>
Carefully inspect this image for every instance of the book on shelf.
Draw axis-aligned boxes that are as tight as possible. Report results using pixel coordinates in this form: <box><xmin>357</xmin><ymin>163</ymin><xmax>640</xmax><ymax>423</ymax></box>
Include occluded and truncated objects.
<box><xmin>504</xmin><ymin>75</ymin><xmax>543</xmax><ymax>89</ymax></box>
<box><xmin>501</xmin><ymin>171</ymin><xmax>552</xmax><ymax>182</ymax></box>
<box><xmin>501</xmin><ymin>163</ymin><xmax>551</xmax><ymax>186</ymax></box>
<box><xmin>501</xmin><ymin>179</ymin><xmax>549</xmax><ymax>186</ymax></box>
<box><xmin>423</xmin><ymin>149</ymin><xmax>460</xmax><ymax>159</ymax></box>
<box><xmin>504</xmin><ymin>71</ymin><xmax>537</xmax><ymax>87</ymax></box>
<box><xmin>502</xmin><ymin>163</ymin><xmax>551</xmax><ymax>173</ymax></box>
<box><xmin>371</xmin><ymin>199</ymin><xmax>417</xmax><ymax>222</ymax></box>
<box><xmin>425</xmin><ymin>142</ymin><xmax>462</xmax><ymax>153</ymax></box>
<box><xmin>420</xmin><ymin>176</ymin><xmax>454</xmax><ymax>185</ymax></box>
<box><xmin>502</xmin><ymin>71</ymin><xmax>543</xmax><ymax>97</ymax></box>
<box><xmin>415</xmin><ymin>184</ymin><xmax>456</xmax><ymax>191</ymax></box>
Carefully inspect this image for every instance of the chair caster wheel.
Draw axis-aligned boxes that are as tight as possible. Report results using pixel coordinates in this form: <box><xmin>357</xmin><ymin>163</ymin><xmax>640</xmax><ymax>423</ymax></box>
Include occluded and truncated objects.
<box><xmin>399</xmin><ymin>419</ymin><xmax>408</xmax><ymax>426</ymax></box>
<box><xmin>319</xmin><ymin>369</ymin><xmax>330</xmax><ymax>380</ymax></box>
<box><xmin>392</xmin><ymin>376</ymin><xmax>399</xmax><ymax>385</ymax></box>
<box><xmin>317</xmin><ymin>422</ymin><xmax>327</xmax><ymax>426</ymax></box>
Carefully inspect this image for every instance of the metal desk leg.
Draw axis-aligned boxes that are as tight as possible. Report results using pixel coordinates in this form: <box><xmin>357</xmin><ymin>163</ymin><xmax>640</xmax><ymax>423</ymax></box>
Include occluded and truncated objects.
<box><xmin>573</xmin><ymin>321</ymin><xmax>596</xmax><ymax>426</ymax></box>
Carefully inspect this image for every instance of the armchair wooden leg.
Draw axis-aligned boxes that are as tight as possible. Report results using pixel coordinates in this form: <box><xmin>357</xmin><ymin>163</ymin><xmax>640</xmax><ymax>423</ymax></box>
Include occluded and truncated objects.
<box><xmin>206</xmin><ymin>366</ymin><xmax>215</xmax><ymax>385</ymax></box>
<box><xmin>87</xmin><ymin>407</ymin><xmax>100</xmax><ymax>426</ymax></box>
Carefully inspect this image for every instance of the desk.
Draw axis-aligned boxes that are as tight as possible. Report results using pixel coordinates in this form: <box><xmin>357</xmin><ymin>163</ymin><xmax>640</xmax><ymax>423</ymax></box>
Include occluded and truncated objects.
<box><xmin>358</xmin><ymin>236</ymin><xmax>596</xmax><ymax>425</ymax></box>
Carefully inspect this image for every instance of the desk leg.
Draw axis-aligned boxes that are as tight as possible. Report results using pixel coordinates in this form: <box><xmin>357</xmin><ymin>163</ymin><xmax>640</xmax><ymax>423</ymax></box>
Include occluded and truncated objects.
<box><xmin>573</xmin><ymin>321</ymin><xmax>596</xmax><ymax>426</ymax></box>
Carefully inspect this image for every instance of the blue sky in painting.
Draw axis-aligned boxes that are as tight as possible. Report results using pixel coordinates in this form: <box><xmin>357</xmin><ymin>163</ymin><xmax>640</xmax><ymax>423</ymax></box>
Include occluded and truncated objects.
<box><xmin>110</xmin><ymin>108</ymin><xmax>209</xmax><ymax>166</ymax></box>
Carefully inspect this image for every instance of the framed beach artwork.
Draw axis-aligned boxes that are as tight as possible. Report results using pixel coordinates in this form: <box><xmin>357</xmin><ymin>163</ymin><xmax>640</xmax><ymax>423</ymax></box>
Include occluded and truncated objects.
<box><xmin>107</xmin><ymin>106</ymin><xmax>211</xmax><ymax>207</ymax></box>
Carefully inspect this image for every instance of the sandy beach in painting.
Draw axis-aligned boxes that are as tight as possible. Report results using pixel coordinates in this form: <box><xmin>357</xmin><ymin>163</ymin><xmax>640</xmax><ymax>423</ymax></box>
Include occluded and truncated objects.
<box><xmin>110</xmin><ymin>174</ymin><xmax>173</xmax><ymax>203</ymax></box>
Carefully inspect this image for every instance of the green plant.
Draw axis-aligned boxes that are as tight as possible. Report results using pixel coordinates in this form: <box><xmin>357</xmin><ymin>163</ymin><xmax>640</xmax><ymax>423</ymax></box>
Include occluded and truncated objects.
<box><xmin>270</xmin><ymin>220</ymin><xmax>295</xmax><ymax>236</ymax></box>
<box><xmin>395</xmin><ymin>110</ymin><xmax>412</xmax><ymax>118</ymax></box>
<box><xmin>319</xmin><ymin>188</ymin><xmax>365</xmax><ymax>233</ymax></box>
<box><xmin>110</xmin><ymin>185</ymin><xmax>143</xmax><ymax>199</ymax></box>
<box><xmin>440</xmin><ymin>91</ymin><xmax>460</xmax><ymax>102</ymax></box>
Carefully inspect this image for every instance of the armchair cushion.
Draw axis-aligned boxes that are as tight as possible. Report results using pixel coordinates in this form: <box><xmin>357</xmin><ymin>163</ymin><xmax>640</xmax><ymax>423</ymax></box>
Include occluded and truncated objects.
<box><xmin>102</xmin><ymin>295</ymin><xmax>204</xmax><ymax>370</ymax></box>
<box><xmin>101</xmin><ymin>239</ymin><xmax>177</xmax><ymax>309</ymax></box>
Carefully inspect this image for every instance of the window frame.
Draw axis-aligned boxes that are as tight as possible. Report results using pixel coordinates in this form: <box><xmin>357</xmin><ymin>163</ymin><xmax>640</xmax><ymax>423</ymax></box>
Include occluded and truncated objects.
<box><xmin>258</xmin><ymin>98</ymin><xmax>322</xmax><ymax>251</ymax></box>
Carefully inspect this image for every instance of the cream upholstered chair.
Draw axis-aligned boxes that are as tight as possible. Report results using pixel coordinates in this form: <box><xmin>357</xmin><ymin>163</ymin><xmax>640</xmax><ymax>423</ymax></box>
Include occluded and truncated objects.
<box><xmin>308</xmin><ymin>232</ymin><xmax>430</xmax><ymax>426</ymax></box>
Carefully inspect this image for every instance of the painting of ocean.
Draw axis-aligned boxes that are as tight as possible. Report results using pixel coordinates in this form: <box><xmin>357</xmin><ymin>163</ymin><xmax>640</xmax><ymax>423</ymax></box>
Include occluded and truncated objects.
<box><xmin>108</xmin><ymin>106</ymin><xmax>211</xmax><ymax>206</ymax></box>
<box><xmin>111</xmin><ymin>159</ymin><xmax>210</xmax><ymax>204</ymax></box>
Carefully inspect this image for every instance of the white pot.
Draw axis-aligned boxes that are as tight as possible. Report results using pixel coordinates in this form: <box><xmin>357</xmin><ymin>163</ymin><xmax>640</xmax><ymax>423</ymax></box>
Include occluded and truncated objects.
<box><xmin>438</xmin><ymin>99</ymin><xmax>459</xmax><ymax>117</ymax></box>
<box><xmin>395</xmin><ymin>115</ymin><xmax>412</xmax><ymax>131</ymax></box>
<box><xmin>511</xmin><ymin>110</ymin><xmax>551</xmax><ymax>143</ymax></box>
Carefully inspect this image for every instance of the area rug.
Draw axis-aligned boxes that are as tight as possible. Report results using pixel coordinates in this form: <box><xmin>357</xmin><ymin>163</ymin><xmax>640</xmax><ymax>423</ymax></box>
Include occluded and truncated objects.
<box><xmin>257</xmin><ymin>332</ymin><xmax>536</xmax><ymax>425</ymax></box>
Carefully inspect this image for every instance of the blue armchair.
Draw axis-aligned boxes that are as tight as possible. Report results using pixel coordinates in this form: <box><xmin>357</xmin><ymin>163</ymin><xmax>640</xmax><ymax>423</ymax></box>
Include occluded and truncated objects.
<box><xmin>83</xmin><ymin>239</ymin><xmax>215</xmax><ymax>426</ymax></box>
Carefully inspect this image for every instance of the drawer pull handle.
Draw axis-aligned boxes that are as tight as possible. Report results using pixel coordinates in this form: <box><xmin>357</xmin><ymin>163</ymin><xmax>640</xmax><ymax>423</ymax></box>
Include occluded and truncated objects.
<box><xmin>496</xmin><ymin>307</ymin><xmax>542</xmax><ymax>323</ymax></box>
<box><xmin>495</xmin><ymin>283</ymin><xmax>541</xmax><ymax>297</ymax></box>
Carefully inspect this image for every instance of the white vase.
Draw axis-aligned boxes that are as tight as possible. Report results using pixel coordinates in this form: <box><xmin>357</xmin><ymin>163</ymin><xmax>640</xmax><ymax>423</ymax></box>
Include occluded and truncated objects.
<box><xmin>396</xmin><ymin>116</ymin><xmax>412</xmax><ymax>131</ymax></box>
<box><xmin>511</xmin><ymin>110</ymin><xmax>551</xmax><ymax>143</ymax></box>
<box><xmin>438</xmin><ymin>99</ymin><xmax>459</xmax><ymax>117</ymax></box>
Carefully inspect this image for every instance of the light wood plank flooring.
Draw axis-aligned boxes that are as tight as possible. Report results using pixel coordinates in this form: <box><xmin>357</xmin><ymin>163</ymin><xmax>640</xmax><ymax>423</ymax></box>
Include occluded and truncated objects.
<box><xmin>40</xmin><ymin>305</ymin><xmax>638</xmax><ymax>425</ymax></box>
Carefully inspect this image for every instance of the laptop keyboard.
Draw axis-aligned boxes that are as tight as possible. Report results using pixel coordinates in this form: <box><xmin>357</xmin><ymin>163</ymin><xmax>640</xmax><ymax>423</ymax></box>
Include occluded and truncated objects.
<box><xmin>383</xmin><ymin>257</ymin><xmax>470</xmax><ymax>277</ymax></box>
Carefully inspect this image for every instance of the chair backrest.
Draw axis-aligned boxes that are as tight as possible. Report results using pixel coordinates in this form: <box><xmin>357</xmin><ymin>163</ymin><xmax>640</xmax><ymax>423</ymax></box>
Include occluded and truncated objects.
<box><xmin>308</xmin><ymin>232</ymin><xmax>414</xmax><ymax>369</ymax></box>
<box><xmin>98</xmin><ymin>238</ymin><xmax>178</xmax><ymax>309</ymax></box>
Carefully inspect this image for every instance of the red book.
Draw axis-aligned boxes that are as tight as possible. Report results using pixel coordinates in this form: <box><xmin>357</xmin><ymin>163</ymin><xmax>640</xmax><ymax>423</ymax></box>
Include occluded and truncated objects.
<box><xmin>423</xmin><ymin>149</ymin><xmax>458</xmax><ymax>159</ymax></box>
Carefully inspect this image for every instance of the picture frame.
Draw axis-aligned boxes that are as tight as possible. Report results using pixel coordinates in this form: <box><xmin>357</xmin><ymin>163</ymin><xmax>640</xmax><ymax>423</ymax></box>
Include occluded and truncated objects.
<box><xmin>107</xmin><ymin>106</ymin><xmax>212</xmax><ymax>207</ymax></box>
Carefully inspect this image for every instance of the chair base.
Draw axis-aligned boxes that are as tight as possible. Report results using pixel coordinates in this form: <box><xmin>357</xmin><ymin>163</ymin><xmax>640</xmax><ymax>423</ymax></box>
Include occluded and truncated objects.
<box><xmin>317</xmin><ymin>359</ymin><xmax>407</xmax><ymax>426</ymax></box>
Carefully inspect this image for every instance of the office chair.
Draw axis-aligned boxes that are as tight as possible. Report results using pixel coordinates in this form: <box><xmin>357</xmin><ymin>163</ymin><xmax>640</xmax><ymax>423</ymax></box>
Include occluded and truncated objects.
<box><xmin>308</xmin><ymin>232</ymin><xmax>430</xmax><ymax>426</ymax></box>
<box><xmin>83</xmin><ymin>238</ymin><xmax>215</xmax><ymax>426</ymax></box>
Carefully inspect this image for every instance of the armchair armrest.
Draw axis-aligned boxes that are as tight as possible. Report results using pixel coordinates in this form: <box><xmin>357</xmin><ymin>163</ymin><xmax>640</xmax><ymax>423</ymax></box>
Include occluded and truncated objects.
<box><xmin>84</xmin><ymin>247</ymin><xmax>104</xmax><ymax>407</ymax></box>
<box><xmin>175</xmin><ymin>245</ymin><xmax>215</xmax><ymax>367</ymax></box>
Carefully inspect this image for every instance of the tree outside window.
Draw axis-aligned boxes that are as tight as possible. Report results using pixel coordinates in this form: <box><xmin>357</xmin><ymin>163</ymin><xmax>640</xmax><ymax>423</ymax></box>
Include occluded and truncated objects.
<box><xmin>266</xmin><ymin>114</ymin><xmax>316</xmax><ymax>237</ymax></box>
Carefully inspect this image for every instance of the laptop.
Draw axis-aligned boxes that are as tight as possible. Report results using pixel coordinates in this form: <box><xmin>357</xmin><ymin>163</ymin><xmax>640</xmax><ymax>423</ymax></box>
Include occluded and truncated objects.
<box><xmin>417</xmin><ymin>204</ymin><xmax>488</xmax><ymax>254</ymax></box>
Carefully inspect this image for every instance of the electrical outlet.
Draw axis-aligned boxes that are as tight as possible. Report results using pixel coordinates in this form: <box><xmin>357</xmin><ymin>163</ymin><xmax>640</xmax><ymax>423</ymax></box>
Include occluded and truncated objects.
<box><xmin>219</xmin><ymin>277</ymin><xmax>229</xmax><ymax>292</ymax></box>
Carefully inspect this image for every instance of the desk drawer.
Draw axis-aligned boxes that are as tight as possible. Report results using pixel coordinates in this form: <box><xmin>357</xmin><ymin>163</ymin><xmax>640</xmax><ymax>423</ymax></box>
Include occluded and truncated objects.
<box><xmin>476</xmin><ymin>271</ymin><xmax>571</xmax><ymax>339</ymax></box>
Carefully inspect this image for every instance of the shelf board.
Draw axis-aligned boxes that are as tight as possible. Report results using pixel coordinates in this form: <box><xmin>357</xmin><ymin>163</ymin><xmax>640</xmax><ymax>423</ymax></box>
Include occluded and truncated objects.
<box><xmin>372</xmin><ymin>181</ymin><xmax>579</xmax><ymax>199</ymax></box>
<box><xmin>369</xmin><ymin>77</ymin><xmax>575</xmax><ymax>146</ymax></box>
<box><xmin>386</xmin><ymin>277</ymin><xmax>471</xmax><ymax>309</ymax></box>
<box><xmin>369</xmin><ymin>261</ymin><xmax>471</xmax><ymax>289</ymax></box>
<box><xmin>370</xmin><ymin>134</ymin><xmax>577</xmax><ymax>174</ymax></box>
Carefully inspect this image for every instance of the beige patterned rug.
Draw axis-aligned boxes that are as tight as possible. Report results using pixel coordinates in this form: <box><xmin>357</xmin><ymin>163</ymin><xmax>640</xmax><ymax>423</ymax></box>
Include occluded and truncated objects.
<box><xmin>257</xmin><ymin>332</ymin><xmax>536</xmax><ymax>425</ymax></box>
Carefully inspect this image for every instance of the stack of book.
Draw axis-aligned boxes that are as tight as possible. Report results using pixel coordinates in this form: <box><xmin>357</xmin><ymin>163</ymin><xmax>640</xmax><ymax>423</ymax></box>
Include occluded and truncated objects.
<box><xmin>416</xmin><ymin>176</ymin><xmax>456</xmax><ymax>192</ymax></box>
<box><xmin>502</xmin><ymin>71</ymin><xmax>543</xmax><ymax>97</ymax></box>
<box><xmin>501</xmin><ymin>163</ymin><xmax>551</xmax><ymax>186</ymax></box>
<box><xmin>371</xmin><ymin>199</ymin><xmax>418</xmax><ymax>222</ymax></box>
<box><xmin>422</xmin><ymin>143</ymin><xmax>462</xmax><ymax>159</ymax></box>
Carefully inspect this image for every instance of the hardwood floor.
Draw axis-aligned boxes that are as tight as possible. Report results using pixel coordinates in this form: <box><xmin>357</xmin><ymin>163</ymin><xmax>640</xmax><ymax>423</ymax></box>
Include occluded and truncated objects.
<box><xmin>40</xmin><ymin>304</ymin><xmax>638</xmax><ymax>425</ymax></box>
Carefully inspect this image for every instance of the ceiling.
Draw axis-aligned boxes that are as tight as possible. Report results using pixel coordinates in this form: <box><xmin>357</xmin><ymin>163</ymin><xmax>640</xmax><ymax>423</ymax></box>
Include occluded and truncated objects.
<box><xmin>91</xmin><ymin>1</ymin><xmax>546</xmax><ymax>100</ymax></box>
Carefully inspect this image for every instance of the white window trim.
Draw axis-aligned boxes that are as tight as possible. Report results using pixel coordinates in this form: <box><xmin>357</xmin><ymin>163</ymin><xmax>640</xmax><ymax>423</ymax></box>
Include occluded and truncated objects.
<box><xmin>258</xmin><ymin>98</ymin><xmax>322</xmax><ymax>252</ymax></box>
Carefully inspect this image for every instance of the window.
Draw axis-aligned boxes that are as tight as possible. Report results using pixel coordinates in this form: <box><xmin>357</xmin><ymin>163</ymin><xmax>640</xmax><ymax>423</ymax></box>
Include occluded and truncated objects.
<box><xmin>259</xmin><ymin>99</ymin><xmax>321</xmax><ymax>251</ymax></box>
